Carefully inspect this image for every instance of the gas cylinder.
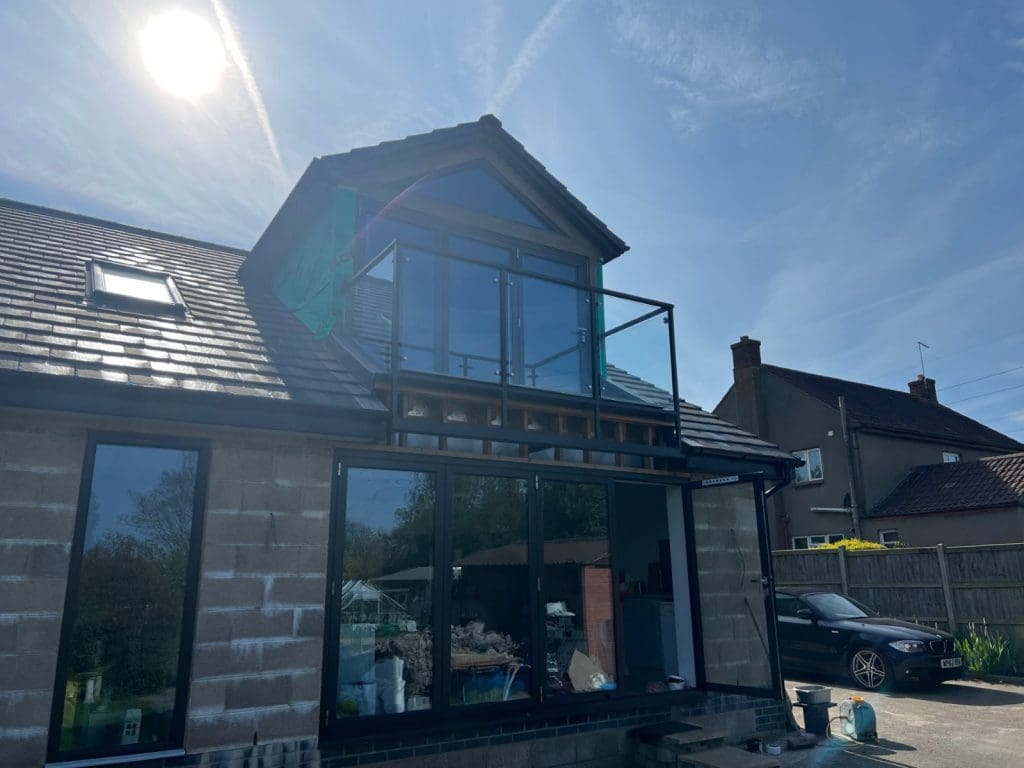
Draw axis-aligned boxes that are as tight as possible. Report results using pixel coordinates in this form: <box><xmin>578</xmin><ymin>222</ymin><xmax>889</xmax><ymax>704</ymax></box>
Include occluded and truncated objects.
<box><xmin>839</xmin><ymin>695</ymin><xmax>877</xmax><ymax>742</ymax></box>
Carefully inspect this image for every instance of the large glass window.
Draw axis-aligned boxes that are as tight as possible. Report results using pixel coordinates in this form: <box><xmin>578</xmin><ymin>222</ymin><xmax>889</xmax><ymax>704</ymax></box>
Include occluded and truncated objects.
<box><xmin>542</xmin><ymin>481</ymin><xmax>616</xmax><ymax>695</ymax></box>
<box><xmin>450</xmin><ymin>476</ymin><xmax>531</xmax><ymax>705</ymax></box>
<box><xmin>517</xmin><ymin>277</ymin><xmax>593</xmax><ymax>395</ymax></box>
<box><xmin>336</xmin><ymin>468</ymin><xmax>436</xmax><ymax>718</ymax></box>
<box><xmin>414</xmin><ymin>165</ymin><xmax>554</xmax><ymax>231</ymax></box>
<box><xmin>52</xmin><ymin>440</ymin><xmax>204</xmax><ymax>761</ymax></box>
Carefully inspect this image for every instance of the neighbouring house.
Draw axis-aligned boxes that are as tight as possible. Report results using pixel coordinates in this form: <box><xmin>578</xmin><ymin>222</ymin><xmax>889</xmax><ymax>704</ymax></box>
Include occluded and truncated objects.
<box><xmin>0</xmin><ymin>116</ymin><xmax>799</xmax><ymax>768</ymax></box>
<box><xmin>715</xmin><ymin>336</ymin><xmax>1023</xmax><ymax>550</ymax></box>
<box><xmin>865</xmin><ymin>452</ymin><xmax>1024</xmax><ymax>546</ymax></box>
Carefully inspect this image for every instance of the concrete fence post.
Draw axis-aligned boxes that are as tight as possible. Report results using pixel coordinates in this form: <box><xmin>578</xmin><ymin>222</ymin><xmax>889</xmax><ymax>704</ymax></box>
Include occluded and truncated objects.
<box><xmin>837</xmin><ymin>546</ymin><xmax>849</xmax><ymax>595</ymax></box>
<box><xmin>936</xmin><ymin>543</ymin><xmax>957</xmax><ymax>634</ymax></box>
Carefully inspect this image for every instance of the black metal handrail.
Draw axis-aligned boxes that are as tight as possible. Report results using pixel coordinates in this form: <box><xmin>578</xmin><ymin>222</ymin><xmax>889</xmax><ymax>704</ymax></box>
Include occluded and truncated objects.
<box><xmin>342</xmin><ymin>239</ymin><xmax>683</xmax><ymax>445</ymax></box>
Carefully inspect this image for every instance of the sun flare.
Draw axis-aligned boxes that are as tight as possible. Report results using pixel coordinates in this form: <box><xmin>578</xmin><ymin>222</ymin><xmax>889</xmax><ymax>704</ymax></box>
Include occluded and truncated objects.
<box><xmin>139</xmin><ymin>9</ymin><xmax>225</xmax><ymax>99</ymax></box>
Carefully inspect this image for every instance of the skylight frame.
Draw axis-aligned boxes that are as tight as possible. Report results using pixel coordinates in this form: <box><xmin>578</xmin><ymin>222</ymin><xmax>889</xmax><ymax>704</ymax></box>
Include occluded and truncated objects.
<box><xmin>86</xmin><ymin>259</ymin><xmax>187</xmax><ymax>315</ymax></box>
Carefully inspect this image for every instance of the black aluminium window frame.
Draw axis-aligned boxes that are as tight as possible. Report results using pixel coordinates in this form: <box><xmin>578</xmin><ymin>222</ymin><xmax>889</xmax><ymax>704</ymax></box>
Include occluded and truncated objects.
<box><xmin>47</xmin><ymin>431</ymin><xmax>211</xmax><ymax>765</ymax></box>
<box><xmin>320</xmin><ymin>449</ymin><xmax>707</xmax><ymax>741</ymax></box>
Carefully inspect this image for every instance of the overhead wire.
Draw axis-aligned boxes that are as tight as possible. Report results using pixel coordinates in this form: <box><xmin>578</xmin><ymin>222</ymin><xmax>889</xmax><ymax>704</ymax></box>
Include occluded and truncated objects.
<box><xmin>946</xmin><ymin>381</ymin><xmax>1024</xmax><ymax>406</ymax></box>
<box><xmin>939</xmin><ymin>365</ymin><xmax>1024</xmax><ymax>391</ymax></box>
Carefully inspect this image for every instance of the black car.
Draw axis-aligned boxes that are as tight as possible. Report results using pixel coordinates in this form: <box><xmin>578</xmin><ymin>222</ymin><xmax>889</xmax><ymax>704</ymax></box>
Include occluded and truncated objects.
<box><xmin>775</xmin><ymin>589</ymin><xmax>964</xmax><ymax>690</ymax></box>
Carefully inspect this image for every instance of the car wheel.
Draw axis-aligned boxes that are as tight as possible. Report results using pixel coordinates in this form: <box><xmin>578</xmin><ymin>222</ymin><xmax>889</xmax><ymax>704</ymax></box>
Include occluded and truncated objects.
<box><xmin>849</xmin><ymin>647</ymin><xmax>892</xmax><ymax>690</ymax></box>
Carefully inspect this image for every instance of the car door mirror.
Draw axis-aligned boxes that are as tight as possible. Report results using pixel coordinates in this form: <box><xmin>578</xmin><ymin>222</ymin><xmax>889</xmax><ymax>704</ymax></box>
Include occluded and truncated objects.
<box><xmin>796</xmin><ymin>608</ymin><xmax>815</xmax><ymax>621</ymax></box>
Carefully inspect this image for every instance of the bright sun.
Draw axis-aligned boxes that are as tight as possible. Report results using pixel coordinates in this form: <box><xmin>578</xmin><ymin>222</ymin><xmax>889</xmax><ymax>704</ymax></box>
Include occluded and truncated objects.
<box><xmin>139</xmin><ymin>9</ymin><xmax>225</xmax><ymax>99</ymax></box>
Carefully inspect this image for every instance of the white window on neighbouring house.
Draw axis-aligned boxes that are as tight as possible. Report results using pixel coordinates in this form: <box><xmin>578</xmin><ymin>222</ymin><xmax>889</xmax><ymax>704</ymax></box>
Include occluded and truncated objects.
<box><xmin>793</xmin><ymin>448</ymin><xmax>824</xmax><ymax>484</ymax></box>
<box><xmin>942</xmin><ymin>452</ymin><xmax>961</xmax><ymax>463</ymax></box>
<box><xmin>792</xmin><ymin>533</ymin><xmax>845</xmax><ymax>549</ymax></box>
<box><xmin>879</xmin><ymin>529</ymin><xmax>901</xmax><ymax>548</ymax></box>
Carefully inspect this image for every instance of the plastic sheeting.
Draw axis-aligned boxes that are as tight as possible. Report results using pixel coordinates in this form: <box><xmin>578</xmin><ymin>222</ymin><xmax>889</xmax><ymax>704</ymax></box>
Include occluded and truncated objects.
<box><xmin>272</xmin><ymin>187</ymin><xmax>357</xmax><ymax>337</ymax></box>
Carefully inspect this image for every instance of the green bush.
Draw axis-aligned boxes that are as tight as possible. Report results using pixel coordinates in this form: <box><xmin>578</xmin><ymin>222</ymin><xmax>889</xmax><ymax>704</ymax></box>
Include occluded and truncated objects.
<box><xmin>813</xmin><ymin>538</ymin><xmax>887</xmax><ymax>551</ymax></box>
<box><xmin>958</xmin><ymin>620</ymin><xmax>1017</xmax><ymax>676</ymax></box>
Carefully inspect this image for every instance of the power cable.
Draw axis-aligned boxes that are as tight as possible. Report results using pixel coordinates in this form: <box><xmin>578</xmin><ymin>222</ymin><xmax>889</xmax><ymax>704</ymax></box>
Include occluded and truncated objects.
<box><xmin>939</xmin><ymin>365</ymin><xmax>1024</xmax><ymax>391</ymax></box>
<box><xmin>946</xmin><ymin>381</ymin><xmax>1024</xmax><ymax>405</ymax></box>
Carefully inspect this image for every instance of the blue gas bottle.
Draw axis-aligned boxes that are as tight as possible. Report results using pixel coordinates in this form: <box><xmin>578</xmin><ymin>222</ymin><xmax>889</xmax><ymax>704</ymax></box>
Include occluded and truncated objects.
<box><xmin>839</xmin><ymin>696</ymin><xmax>877</xmax><ymax>742</ymax></box>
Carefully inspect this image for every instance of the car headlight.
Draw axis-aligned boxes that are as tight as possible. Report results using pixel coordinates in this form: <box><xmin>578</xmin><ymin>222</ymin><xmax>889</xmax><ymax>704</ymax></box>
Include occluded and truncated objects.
<box><xmin>889</xmin><ymin>640</ymin><xmax>927</xmax><ymax>653</ymax></box>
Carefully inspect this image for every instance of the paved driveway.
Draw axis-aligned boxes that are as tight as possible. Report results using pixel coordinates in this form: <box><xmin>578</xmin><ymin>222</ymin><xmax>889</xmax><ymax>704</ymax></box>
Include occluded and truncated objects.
<box><xmin>778</xmin><ymin>676</ymin><xmax>1024</xmax><ymax>768</ymax></box>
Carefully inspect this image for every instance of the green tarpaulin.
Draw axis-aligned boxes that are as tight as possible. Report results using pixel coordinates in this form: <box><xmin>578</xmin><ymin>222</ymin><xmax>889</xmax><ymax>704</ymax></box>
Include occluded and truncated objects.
<box><xmin>272</xmin><ymin>188</ymin><xmax>357</xmax><ymax>337</ymax></box>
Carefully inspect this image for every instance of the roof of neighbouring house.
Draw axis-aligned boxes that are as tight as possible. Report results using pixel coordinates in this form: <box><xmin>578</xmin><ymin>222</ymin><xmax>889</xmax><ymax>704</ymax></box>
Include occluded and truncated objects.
<box><xmin>0</xmin><ymin>198</ymin><xmax>386</xmax><ymax>430</ymax></box>
<box><xmin>869</xmin><ymin>452</ymin><xmax>1024</xmax><ymax>517</ymax></box>
<box><xmin>761</xmin><ymin>364</ymin><xmax>1023</xmax><ymax>452</ymax></box>
<box><xmin>456</xmin><ymin>538</ymin><xmax>610</xmax><ymax>567</ymax></box>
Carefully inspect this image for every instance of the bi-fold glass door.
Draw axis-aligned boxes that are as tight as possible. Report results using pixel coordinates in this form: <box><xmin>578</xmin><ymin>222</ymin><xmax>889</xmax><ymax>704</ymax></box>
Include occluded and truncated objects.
<box><xmin>322</xmin><ymin>462</ymin><xmax>621</xmax><ymax>734</ymax></box>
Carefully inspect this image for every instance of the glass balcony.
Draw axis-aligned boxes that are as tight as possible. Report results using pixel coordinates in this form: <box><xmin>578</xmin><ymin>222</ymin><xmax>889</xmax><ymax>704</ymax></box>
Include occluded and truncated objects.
<box><xmin>343</xmin><ymin>240</ymin><xmax>679</xmax><ymax>416</ymax></box>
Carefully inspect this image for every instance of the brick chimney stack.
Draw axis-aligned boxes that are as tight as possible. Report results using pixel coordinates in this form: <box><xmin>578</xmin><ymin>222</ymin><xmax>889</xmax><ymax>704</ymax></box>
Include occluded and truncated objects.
<box><xmin>908</xmin><ymin>374</ymin><xmax>938</xmax><ymax>403</ymax></box>
<box><xmin>731</xmin><ymin>335</ymin><xmax>762</xmax><ymax>370</ymax></box>
<box><xmin>729</xmin><ymin>336</ymin><xmax>763</xmax><ymax>435</ymax></box>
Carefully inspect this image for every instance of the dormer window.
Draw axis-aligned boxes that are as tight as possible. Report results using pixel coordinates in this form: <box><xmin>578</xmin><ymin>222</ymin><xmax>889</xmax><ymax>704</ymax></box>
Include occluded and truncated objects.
<box><xmin>87</xmin><ymin>260</ymin><xmax>186</xmax><ymax>314</ymax></box>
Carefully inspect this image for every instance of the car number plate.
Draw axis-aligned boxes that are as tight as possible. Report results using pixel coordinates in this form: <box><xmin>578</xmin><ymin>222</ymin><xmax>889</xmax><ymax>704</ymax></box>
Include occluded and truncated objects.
<box><xmin>941</xmin><ymin>657</ymin><xmax>963</xmax><ymax>669</ymax></box>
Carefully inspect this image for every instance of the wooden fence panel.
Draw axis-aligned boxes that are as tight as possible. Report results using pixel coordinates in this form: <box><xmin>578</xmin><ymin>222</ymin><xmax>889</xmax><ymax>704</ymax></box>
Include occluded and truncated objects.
<box><xmin>946</xmin><ymin>545</ymin><xmax>1024</xmax><ymax>584</ymax></box>
<box><xmin>773</xmin><ymin>550</ymin><xmax>841</xmax><ymax>588</ymax></box>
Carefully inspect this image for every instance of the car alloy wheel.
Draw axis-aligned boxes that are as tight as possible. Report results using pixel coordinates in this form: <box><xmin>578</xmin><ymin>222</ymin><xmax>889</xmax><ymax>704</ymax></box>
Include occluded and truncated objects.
<box><xmin>850</xmin><ymin>648</ymin><xmax>890</xmax><ymax>690</ymax></box>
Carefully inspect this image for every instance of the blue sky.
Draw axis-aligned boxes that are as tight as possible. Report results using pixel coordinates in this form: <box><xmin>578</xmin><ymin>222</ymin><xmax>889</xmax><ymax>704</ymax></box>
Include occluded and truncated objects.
<box><xmin>2</xmin><ymin>0</ymin><xmax>1023</xmax><ymax>439</ymax></box>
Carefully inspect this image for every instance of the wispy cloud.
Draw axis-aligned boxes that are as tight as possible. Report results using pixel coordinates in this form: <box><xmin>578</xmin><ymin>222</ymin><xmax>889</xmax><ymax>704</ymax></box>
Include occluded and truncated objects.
<box><xmin>462</xmin><ymin>0</ymin><xmax>502</xmax><ymax>105</ymax></box>
<box><xmin>611</xmin><ymin>0</ymin><xmax>839</xmax><ymax>134</ymax></box>
<box><xmin>211</xmin><ymin>0</ymin><xmax>284</xmax><ymax>181</ymax></box>
<box><xmin>486</xmin><ymin>0</ymin><xmax>576</xmax><ymax>114</ymax></box>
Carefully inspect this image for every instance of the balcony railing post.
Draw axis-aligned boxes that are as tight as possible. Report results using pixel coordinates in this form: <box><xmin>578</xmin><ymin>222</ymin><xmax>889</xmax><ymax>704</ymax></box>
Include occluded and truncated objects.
<box><xmin>389</xmin><ymin>244</ymin><xmax>403</xmax><ymax>429</ymax></box>
<box><xmin>667</xmin><ymin>305</ymin><xmax>681</xmax><ymax>448</ymax></box>
<box><xmin>498</xmin><ymin>267</ymin><xmax>509</xmax><ymax>429</ymax></box>
<box><xmin>589</xmin><ymin>287</ymin><xmax>602</xmax><ymax>439</ymax></box>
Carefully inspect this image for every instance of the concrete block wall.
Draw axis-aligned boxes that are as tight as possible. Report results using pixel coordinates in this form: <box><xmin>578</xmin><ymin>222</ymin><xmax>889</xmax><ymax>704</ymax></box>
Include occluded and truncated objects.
<box><xmin>692</xmin><ymin>494</ymin><xmax>773</xmax><ymax>690</ymax></box>
<box><xmin>0</xmin><ymin>407</ymin><xmax>338</xmax><ymax>766</ymax></box>
<box><xmin>188</xmin><ymin>431</ymin><xmax>334</xmax><ymax>750</ymax></box>
<box><xmin>0</xmin><ymin>410</ymin><xmax>85</xmax><ymax>768</ymax></box>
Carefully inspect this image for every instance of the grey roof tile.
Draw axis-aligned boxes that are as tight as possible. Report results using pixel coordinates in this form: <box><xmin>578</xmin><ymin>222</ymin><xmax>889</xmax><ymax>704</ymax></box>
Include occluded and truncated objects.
<box><xmin>0</xmin><ymin>199</ymin><xmax>385</xmax><ymax>416</ymax></box>
<box><xmin>605</xmin><ymin>364</ymin><xmax>797</xmax><ymax>464</ymax></box>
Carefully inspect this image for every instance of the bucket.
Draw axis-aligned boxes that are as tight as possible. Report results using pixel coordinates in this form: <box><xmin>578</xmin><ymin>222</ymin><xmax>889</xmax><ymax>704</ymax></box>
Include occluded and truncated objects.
<box><xmin>794</xmin><ymin>684</ymin><xmax>831</xmax><ymax>705</ymax></box>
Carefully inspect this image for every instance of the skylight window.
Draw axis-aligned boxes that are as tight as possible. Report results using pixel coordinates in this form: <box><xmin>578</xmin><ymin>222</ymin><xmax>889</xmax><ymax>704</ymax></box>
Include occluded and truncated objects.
<box><xmin>87</xmin><ymin>260</ymin><xmax>186</xmax><ymax>314</ymax></box>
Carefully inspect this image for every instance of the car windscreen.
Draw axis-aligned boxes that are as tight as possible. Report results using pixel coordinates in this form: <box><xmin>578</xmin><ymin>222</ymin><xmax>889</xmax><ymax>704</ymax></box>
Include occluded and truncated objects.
<box><xmin>804</xmin><ymin>592</ymin><xmax>874</xmax><ymax>620</ymax></box>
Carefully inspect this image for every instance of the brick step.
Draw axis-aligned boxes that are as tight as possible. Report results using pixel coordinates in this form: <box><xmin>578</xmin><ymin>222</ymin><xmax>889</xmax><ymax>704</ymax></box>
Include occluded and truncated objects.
<box><xmin>678</xmin><ymin>745</ymin><xmax>781</xmax><ymax>768</ymax></box>
<box><xmin>630</xmin><ymin>721</ymin><xmax>730</xmax><ymax>767</ymax></box>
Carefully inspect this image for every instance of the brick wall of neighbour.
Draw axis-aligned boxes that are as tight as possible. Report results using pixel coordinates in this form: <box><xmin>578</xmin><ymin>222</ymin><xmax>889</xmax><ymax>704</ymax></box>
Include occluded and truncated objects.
<box><xmin>0</xmin><ymin>410</ymin><xmax>86</xmax><ymax>768</ymax></box>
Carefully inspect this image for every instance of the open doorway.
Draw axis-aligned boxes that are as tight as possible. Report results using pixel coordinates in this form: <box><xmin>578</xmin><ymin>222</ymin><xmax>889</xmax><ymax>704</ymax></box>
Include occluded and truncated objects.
<box><xmin>613</xmin><ymin>482</ymin><xmax>696</xmax><ymax>693</ymax></box>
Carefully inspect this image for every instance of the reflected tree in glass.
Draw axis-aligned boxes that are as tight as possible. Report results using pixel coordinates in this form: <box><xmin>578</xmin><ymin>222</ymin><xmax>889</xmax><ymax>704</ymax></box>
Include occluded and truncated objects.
<box><xmin>338</xmin><ymin>469</ymin><xmax>436</xmax><ymax>718</ymax></box>
<box><xmin>58</xmin><ymin>446</ymin><xmax>199</xmax><ymax>757</ymax></box>
<box><xmin>449</xmin><ymin>476</ymin><xmax>531</xmax><ymax>705</ymax></box>
<box><xmin>541</xmin><ymin>481</ymin><xmax>616</xmax><ymax>695</ymax></box>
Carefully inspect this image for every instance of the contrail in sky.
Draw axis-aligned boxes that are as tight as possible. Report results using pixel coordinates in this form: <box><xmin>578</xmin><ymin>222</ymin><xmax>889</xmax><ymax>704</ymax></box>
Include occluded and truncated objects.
<box><xmin>211</xmin><ymin>0</ymin><xmax>284</xmax><ymax>179</ymax></box>
<box><xmin>488</xmin><ymin>0</ymin><xmax>575</xmax><ymax>114</ymax></box>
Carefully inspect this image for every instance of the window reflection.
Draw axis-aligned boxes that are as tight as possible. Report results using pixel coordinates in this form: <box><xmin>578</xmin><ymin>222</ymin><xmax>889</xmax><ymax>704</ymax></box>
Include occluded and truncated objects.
<box><xmin>338</xmin><ymin>469</ymin><xmax>436</xmax><ymax>717</ymax></box>
<box><xmin>450</xmin><ymin>476</ymin><xmax>531</xmax><ymax>705</ymax></box>
<box><xmin>542</xmin><ymin>481</ymin><xmax>616</xmax><ymax>695</ymax></box>
<box><xmin>56</xmin><ymin>444</ymin><xmax>199</xmax><ymax>758</ymax></box>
